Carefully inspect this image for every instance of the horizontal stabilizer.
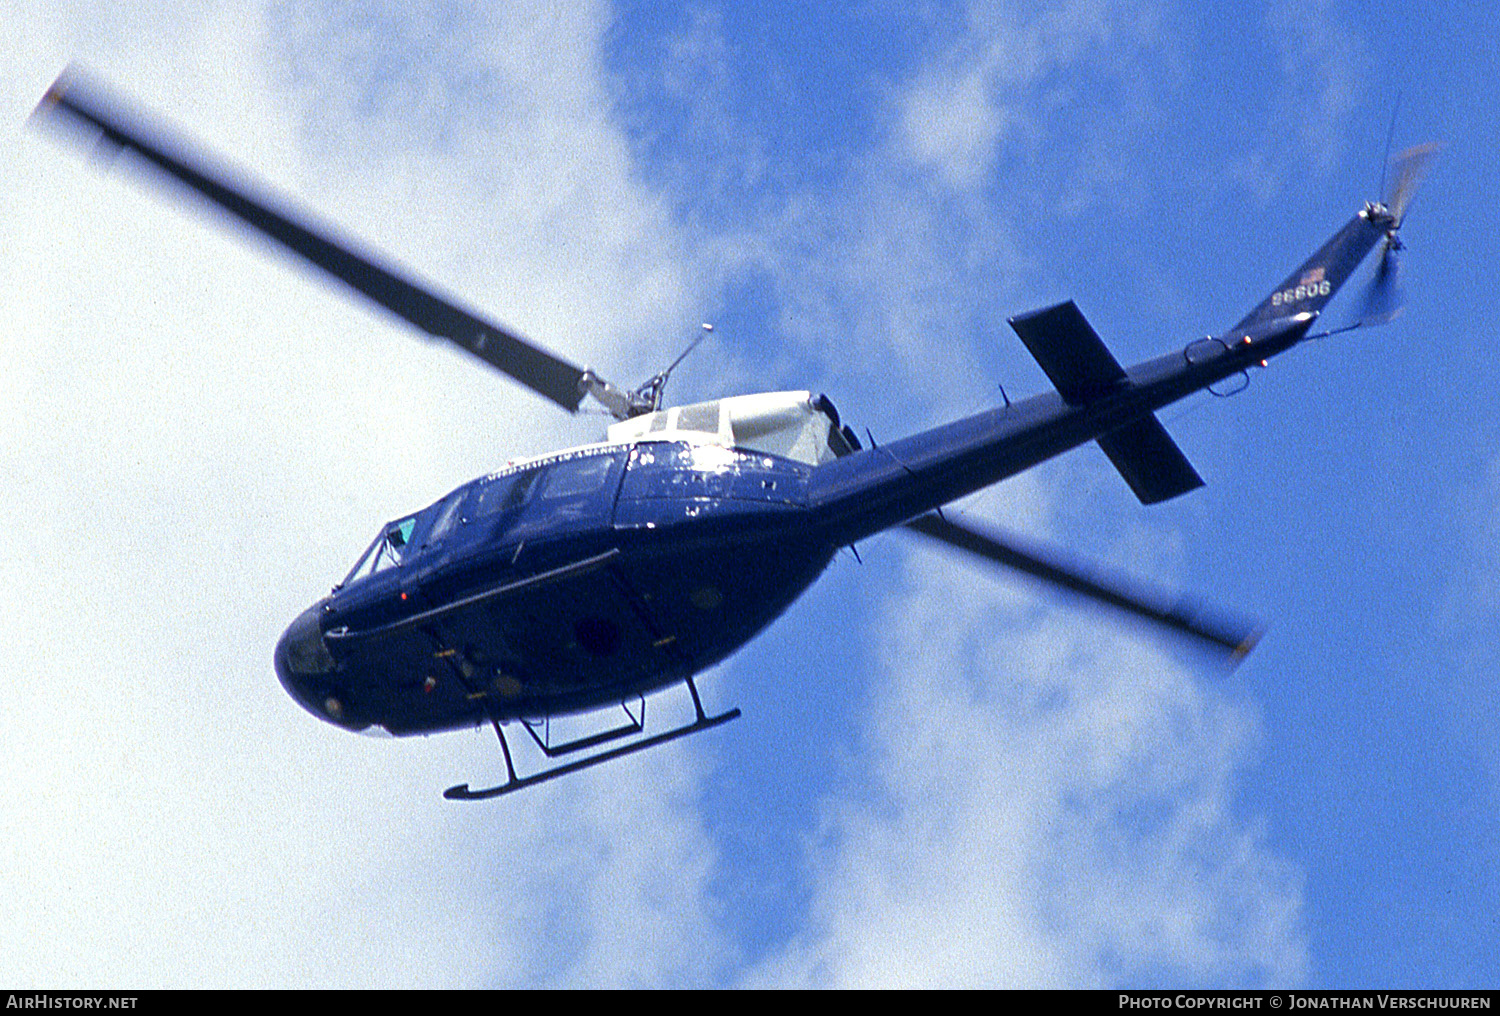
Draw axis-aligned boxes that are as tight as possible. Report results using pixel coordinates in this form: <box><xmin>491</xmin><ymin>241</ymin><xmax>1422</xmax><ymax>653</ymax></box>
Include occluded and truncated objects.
<box><xmin>1008</xmin><ymin>300</ymin><xmax>1126</xmax><ymax>405</ymax></box>
<box><xmin>1097</xmin><ymin>416</ymin><xmax>1204</xmax><ymax>504</ymax></box>
<box><xmin>1009</xmin><ymin>300</ymin><xmax>1201</xmax><ymax>503</ymax></box>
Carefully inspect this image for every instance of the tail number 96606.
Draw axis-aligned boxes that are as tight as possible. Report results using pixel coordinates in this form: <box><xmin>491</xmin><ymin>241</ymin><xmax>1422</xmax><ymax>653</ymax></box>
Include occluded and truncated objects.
<box><xmin>1271</xmin><ymin>279</ymin><xmax>1332</xmax><ymax>307</ymax></box>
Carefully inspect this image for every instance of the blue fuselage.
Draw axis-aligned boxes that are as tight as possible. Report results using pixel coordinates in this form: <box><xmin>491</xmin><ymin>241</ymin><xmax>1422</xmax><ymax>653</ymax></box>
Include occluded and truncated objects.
<box><xmin>275</xmin><ymin>312</ymin><xmax>1315</xmax><ymax>737</ymax></box>
<box><xmin>279</xmin><ymin>441</ymin><xmax>832</xmax><ymax>734</ymax></box>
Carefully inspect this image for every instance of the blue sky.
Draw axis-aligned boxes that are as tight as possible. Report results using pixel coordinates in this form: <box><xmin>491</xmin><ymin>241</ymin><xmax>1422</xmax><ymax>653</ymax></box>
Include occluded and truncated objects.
<box><xmin>2</xmin><ymin>0</ymin><xmax>1497</xmax><ymax>988</ymax></box>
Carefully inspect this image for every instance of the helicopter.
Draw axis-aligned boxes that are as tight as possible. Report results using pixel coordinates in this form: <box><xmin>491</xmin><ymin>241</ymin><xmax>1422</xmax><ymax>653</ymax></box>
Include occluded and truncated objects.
<box><xmin>34</xmin><ymin>71</ymin><xmax>1435</xmax><ymax>800</ymax></box>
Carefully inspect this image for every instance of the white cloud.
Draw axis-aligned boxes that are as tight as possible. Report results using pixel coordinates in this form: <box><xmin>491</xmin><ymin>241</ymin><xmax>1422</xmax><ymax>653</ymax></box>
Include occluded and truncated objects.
<box><xmin>746</xmin><ymin>549</ymin><xmax>1307</xmax><ymax>988</ymax></box>
<box><xmin>632</xmin><ymin>1</ymin><xmax>1179</xmax><ymax>424</ymax></box>
<box><xmin>2</xmin><ymin>0</ymin><xmax>1322</xmax><ymax>988</ymax></box>
<box><xmin>691</xmin><ymin>4</ymin><xmax>1313</xmax><ymax>986</ymax></box>
<box><xmin>0</xmin><ymin>0</ymin><xmax>729</xmax><ymax>987</ymax></box>
<box><xmin>1264</xmin><ymin>0</ymin><xmax>1368</xmax><ymax>177</ymax></box>
<box><xmin>900</xmin><ymin>58</ymin><xmax>1008</xmax><ymax>194</ymax></box>
<box><xmin>896</xmin><ymin>1</ymin><xmax>1168</xmax><ymax>200</ymax></box>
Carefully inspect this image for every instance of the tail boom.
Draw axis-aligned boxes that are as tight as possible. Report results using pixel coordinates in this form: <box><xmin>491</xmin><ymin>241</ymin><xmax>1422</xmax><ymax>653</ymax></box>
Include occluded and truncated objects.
<box><xmin>808</xmin><ymin>201</ymin><xmax>1399</xmax><ymax>547</ymax></box>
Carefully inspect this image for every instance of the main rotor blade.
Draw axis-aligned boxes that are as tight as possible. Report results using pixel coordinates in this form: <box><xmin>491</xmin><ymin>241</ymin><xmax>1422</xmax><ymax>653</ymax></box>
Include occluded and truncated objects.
<box><xmin>35</xmin><ymin>71</ymin><xmax>587</xmax><ymax>412</ymax></box>
<box><xmin>902</xmin><ymin>514</ymin><xmax>1260</xmax><ymax>663</ymax></box>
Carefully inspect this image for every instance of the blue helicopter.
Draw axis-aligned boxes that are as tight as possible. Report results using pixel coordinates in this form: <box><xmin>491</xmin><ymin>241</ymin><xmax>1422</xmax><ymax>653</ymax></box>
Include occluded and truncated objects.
<box><xmin>36</xmin><ymin>73</ymin><xmax>1434</xmax><ymax>800</ymax></box>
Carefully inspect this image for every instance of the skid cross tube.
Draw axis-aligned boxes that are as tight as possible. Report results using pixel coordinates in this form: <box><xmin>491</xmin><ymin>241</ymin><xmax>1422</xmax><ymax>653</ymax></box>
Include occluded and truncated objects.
<box><xmin>444</xmin><ymin>677</ymin><xmax>740</xmax><ymax>801</ymax></box>
<box><xmin>520</xmin><ymin>697</ymin><xmax>647</xmax><ymax>759</ymax></box>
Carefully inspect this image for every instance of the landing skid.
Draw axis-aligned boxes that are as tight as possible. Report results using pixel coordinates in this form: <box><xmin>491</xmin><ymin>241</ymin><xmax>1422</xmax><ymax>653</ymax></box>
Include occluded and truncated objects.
<box><xmin>443</xmin><ymin>676</ymin><xmax>740</xmax><ymax>801</ymax></box>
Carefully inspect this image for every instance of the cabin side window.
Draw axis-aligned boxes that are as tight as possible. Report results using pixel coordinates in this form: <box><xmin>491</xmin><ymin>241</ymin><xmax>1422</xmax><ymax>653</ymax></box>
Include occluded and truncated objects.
<box><xmin>539</xmin><ymin>453</ymin><xmax>616</xmax><ymax>499</ymax></box>
<box><xmin>474</xmin><ymin>468</ymin><xmax>544</xmax><ymax>518</ymax></box>
<box><xmin>675</xmin><ymin>401</ymin><xmax>721</xmax><ymax>434</ymax></box>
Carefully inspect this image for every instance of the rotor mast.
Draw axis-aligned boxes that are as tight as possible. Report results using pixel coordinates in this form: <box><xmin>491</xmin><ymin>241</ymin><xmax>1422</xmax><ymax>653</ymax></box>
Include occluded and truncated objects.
<box><xmin>581</xmin><ymin>322</ymin><xmax>714</xmax><ymax>420</ymax></box>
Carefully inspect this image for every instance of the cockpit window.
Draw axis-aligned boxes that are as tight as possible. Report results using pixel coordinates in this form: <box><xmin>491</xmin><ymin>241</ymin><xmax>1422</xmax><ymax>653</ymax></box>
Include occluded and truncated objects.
<box><xmin>342</xmin><ymin>515</ymin><xmax>419</xmax><ymax>586</ymax></box>
<box><xmin>389</xmin><ymin>518</ymin><xmax>415</xmax><ymax>550</ymax></box>
<box><xmin>424</xmin><ymin>493</ymin><xmax>465</xmax><ymax>547</ymax></box>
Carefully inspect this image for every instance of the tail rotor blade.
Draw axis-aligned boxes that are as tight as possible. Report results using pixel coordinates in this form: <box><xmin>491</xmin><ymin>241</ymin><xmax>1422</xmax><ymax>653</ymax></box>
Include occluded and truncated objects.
<box><xmin>1386</xmin><ymin>142</ymin><xmax>1442</xmax><ymax>225</ymax></box>
<box><xmin>1357</xmin><ymin>242</ymin><xmax>1405</xmax><ymax>326</ymax></box>
<box><xmin>902</xmin><ymin>513</ymin><xmax>1260</xmax><ymax>664</ymax></box>
<box><xmin>1354</xmin><ymin>142</ymin><xmax>1440</xmax><ymax>327</ymax></box>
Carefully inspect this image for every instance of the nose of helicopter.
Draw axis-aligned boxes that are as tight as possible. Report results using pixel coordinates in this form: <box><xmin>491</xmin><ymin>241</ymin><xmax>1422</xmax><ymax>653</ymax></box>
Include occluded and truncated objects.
<box><xmin>274</xmin><ymin>601</ymin><xmax>358</xmax><ymax>728</ymax></box>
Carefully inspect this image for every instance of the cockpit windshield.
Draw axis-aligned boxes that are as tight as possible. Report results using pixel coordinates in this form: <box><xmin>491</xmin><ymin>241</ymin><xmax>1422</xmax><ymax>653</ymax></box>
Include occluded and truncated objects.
<box><xmin>341</xmin><ymin>515</ymin><xmax>417</xmax><ymax>587</ymax></box>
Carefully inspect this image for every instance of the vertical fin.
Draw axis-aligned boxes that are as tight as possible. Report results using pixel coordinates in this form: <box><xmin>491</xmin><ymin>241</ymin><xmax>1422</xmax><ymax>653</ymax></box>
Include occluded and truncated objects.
<box><xmin>1231</xmin><ymin>210</ymin><xmax>1390</xmax><ymax>332</ymax></box>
